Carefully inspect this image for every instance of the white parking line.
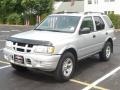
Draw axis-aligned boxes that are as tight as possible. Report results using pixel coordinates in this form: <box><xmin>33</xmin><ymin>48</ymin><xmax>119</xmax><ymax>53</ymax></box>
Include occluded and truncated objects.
<box><xmin>0</xmin><ymin>31</ymin><xmax>10</xmax><ymax>32</ymax></box>
<box><xmin>0</xmin><ymin>65</ymin><xmax>11</xmax><ymax>70</ymax></box>
<box><xmin>0</xmin><ymin>30</ymin><xmax>20</xmax><ymax>33</ymax></box>
<box><xmin>0</xmin><ymin>61</ymin><xmax>10</xmax><ymax>65</ymax></box>
<box><xmin>70</xmin><ymin>79</ymin><xmax>108</xmax><ymax>90</ymax></box>
<box><xmin>82</xmin><ymin>66</ymin><xmax>120</xmax><ymax>90</ymax></box>
<box><xmin>11</xmin><ymin>30</ymin><xmax>20</xmax><ymax>32</ymax></box>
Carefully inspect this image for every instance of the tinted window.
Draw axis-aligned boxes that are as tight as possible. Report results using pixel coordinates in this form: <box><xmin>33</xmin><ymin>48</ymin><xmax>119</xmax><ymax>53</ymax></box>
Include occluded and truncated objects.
<box><xmin>94</xmin><ymin>16</ymin><xmax>105</xmax><ymax>31</ymax></box>
<box><xmin>103</xmin><ymin>16</ymin><xmax>113</xmax><ymax>28</ymax></box>
<box><xmin>81</xmin><ymin>17</ymin><xmax>94</xmax><ymax>31</ymax></box>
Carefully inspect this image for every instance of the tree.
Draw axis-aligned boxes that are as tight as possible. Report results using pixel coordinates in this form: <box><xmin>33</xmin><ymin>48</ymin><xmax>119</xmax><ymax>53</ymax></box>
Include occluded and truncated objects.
<box><xmin>34</xmin><ymin>0</ymin><xmax>54</xmax><ymax>23</ymax></box>
<box><xmin>7</xmin><ymin>13</ymin><xmax>21</xmax><ymax>25</ymax></box>
<box><xmin>21</xmin><ymin>0</ymin><xmax>54</xmax><ymax>25</ymax></box>
<box><xmin>0</xmin><ymin>0</ymin><xmax>54</xmax><ymax>25</ymax></box>
<box><xmin>0</xmin><ymin>0</ymin><xmax>23</xmax><ymax>23</ymax></box>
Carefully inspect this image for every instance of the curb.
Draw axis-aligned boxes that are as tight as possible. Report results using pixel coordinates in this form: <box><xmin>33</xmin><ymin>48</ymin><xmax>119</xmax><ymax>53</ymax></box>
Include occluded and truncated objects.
<box><xmin>115</xmin><ymin>29</ymin><xmax>120</xmax><ymax>32</ymax></box>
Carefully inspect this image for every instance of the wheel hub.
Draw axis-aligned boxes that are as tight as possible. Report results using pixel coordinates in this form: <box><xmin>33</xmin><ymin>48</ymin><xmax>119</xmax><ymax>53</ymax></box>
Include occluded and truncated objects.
<box><xmin>62</xmin><ymin>58</ymin><xmax>73</xmax><ymax>77</ymax></box>
<box><xmin>106</xmin><ymin>46</ymin><xmax>111</xmax><ymax>58</ymax></box>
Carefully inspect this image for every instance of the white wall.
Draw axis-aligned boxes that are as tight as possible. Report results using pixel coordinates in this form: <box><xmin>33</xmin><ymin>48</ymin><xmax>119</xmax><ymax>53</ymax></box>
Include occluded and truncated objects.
<box><xmin>84</xmin><ymin>0</ymin><xmax>120</xmax><ymax>14</ymax></box>
<box><xmin>54</xmin><ymin>1</ymin><xmax>63</xmax><ymax>10</ymax></box>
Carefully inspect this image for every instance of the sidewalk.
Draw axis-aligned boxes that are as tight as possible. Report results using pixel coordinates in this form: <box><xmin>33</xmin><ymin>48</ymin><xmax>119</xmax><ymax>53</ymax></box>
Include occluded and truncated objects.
<box><xmin>115</xmin><ymin>29</ymin><xmax>120</xmax><ymax>32</ymax></box>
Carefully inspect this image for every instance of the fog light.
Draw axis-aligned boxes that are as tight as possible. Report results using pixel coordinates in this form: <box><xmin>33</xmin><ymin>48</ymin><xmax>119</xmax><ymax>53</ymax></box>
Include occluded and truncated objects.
<box><xmin>26</xmin><ymin>59</ymin><xmax>31</xmax><ymax>64</ymax></box>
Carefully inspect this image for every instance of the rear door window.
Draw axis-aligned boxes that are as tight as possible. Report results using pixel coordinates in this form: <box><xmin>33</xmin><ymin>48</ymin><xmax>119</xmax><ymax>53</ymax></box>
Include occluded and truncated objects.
<box><xmin>94</xmin><ymin>16</ymin><xmax>105</xmax><ymax>31</ymax></box>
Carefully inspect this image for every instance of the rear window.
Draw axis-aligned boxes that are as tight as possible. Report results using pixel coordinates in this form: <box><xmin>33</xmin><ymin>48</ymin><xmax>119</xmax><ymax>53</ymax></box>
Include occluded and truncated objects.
<box><xmin>103</xmin><ymin>16</ymin><xmax>113</xmax><ymax>28</ymax></box>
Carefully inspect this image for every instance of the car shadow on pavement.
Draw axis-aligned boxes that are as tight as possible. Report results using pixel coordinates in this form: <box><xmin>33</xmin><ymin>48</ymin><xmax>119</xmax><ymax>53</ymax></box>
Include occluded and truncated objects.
<box><xmin>75</xmin><ymin>55</ymin><xmax>104</xmax><ymax>76</ymax></box>
<box><xmin>12</xmin><ymin>69</ymin><xmax>59</xmax><ymax>83</ymax></box>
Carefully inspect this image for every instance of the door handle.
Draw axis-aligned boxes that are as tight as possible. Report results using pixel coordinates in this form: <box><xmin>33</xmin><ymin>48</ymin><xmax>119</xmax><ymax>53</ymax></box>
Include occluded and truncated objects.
<box><xmin>93</xmin><ymin>35</ymin><xmax>96</xmax><ymax>38</ymax></box>
<box><xmin>106</xmin><ymin>32</ymin><xmax>108</xmax><ymax>35</ymax></box>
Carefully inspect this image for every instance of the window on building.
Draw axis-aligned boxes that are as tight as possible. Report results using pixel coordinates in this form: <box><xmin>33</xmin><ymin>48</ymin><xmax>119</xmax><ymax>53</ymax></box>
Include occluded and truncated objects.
<box><xmin>105</xmin><ymin>0</ymin><xmax>115</xmax><ymax>2</ymax></box>
<box><xmin>104</xmin><ymin>11</ymin><xmax>114</xmax><ymax>15</ymax></box>
<box><xmin>110</xmin><ymin>11</ymin><xmax>114</xmax><ymax>14</ymax></box>
<box><xmin>88</xmin><ymin>0</ymin><xmax>92</xmax><ymax>4</ymax></box>
<box><xmin>108</xmin><ymin>11</ymin><xmax>111</xmax><ymax>14</ymax></box>
<box><xmin>105</xmin><ymin>0</ymin><xmax>109</xmax><ymax>2</ymax></box>
<box><xmin>110</xmin><ymin>0</ymin><xmax>115</xmax><ymax>2</ymax></box>
<box><xmin>104</xmin><ymin>11</ymin><xmax>108</xmax><ymax>14</ymax></box>
<box><xmin>94</xmin><ymin>0</ymin><xmax>98</xmax><ymax>4</ymax></box>
<box><xmin>94</xmin><ymin>16</ymin><xmax>105</xmax><ymax>31</ymax></box>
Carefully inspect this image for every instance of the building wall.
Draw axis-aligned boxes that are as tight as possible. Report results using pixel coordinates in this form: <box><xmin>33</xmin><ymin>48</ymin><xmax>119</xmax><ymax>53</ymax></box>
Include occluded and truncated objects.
<box><xmin>84</xmin><ymin>0</ymin><xmax>120</xmax><ymax>14</ymax></box>
<box><xmin>53</xmin><ymin>1</ymin><xmax>84</xmax><ymax>13</ymax></box>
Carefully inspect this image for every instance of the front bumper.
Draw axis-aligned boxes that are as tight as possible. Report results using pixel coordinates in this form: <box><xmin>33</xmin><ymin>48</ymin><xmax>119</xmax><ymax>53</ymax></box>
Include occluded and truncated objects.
<box><xmin>3</xmin><ymin>48</ymin><xmax>61</xmax><ymax>71</ymax></box>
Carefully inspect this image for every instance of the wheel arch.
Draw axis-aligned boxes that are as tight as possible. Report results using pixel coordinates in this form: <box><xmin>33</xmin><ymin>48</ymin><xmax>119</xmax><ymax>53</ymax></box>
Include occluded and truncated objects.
<box><xmin>105</xmin><ymin>38</ymin><xmax>113</xmax><ymax>53</ymax></box>
<box><xmin>61</xmin><ymin>48</ymin><xmax>78</xmax><ymax>63</ymax></box>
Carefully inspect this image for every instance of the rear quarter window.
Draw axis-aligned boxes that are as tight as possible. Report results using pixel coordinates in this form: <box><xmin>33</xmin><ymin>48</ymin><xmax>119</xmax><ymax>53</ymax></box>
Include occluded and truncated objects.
<box><xmin>103</xmin><ymin>16</ymin><xmax>113</xmax><ymax>28</ymax></box>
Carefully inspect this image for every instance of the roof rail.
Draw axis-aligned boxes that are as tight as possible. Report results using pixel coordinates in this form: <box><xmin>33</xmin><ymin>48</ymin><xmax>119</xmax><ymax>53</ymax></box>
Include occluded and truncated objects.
<box><xmin>84</xmin><ymin>12</ymin><xmax>105</xmax><ymax>15</ymax></box>
<box><xmin>56</xmin><ymin>11</ymin><xmax>78</xmax><ymax>14</ymax></box>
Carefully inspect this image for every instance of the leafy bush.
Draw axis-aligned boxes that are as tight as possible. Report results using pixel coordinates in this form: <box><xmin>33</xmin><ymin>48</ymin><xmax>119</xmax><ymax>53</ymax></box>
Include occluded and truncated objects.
<box><xmin>7</xmin><ymin>13</ymin><xmax>22</xmax><ymax>25</ymax></box>
<box><xmin>108</xmin><ymin>14</ymin><xmax>120</xmax><ymax>29</ymax></box>
<box><xmin>0</xmin><ymin>18</ymin><xmax>3</xmax><ymax>24</ymax></box>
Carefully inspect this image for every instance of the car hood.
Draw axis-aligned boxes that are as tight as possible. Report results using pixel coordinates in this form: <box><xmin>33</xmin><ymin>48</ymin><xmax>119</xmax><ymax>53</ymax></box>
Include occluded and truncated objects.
<box><xmin>11</xmin><ymin>30</ymin><xmax>72</xmax><ymax>44</ymax></box>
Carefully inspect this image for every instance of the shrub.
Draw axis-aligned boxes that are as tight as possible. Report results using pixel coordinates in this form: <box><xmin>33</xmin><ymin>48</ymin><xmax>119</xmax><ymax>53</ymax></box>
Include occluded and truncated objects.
<box><xmin>108</xmin><ymin>14</ymin><xmax>120</xmax><ymax>29</ymax></box>
<box><xmin>0</xmin><ymin>18</ymin><xmax>3</xmax><ymax>24</ymax></box>
<box><xmin>7</xmin><ymin>13</ymin><xmax>22</xmax><ymax>25</ymax></box>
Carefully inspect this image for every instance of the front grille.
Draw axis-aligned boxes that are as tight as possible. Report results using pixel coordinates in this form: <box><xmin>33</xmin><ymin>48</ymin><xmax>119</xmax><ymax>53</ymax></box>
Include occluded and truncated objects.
<box><xmin>18</xmin><ymin>43</ymin><xmax>26</xmax><ymax>47</ymax></box>
<box><xmin>17</xmin><ymin>48</ymin><xmax>24</xmax><ymax>52</ymax></box>
<box><xmin>12</xmin><ymin>42</ymin><xmax>33</xmax><ymax>53</ymax></box>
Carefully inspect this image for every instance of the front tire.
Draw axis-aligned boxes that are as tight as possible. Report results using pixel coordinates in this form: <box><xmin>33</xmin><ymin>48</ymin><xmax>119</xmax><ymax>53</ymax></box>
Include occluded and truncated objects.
<box><xmin>99</xmin><ymin>42</ymin><xmax>112</xmax><ymax>61</ymax></box>
<box><xmin>54</xmin><ymin>52</ymin><xmax>75</xmax><ymax>82</ymax></box>
<box><xmin>11</xmin><ymin>63</ymin><xmax>28</xmax><ymax>72</ymax></box>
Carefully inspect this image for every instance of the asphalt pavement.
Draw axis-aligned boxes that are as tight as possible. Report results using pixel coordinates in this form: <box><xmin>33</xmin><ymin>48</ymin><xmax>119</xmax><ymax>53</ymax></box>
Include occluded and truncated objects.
<box><xmin>0</xmin><ymin>25</ymin><xmax>120</xmax><ymax>90</ymax></box>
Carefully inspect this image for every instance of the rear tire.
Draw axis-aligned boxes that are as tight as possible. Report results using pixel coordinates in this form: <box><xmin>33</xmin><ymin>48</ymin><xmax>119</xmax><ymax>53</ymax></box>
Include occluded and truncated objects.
<box><xmin>99</xmin><ymin>42</ymin><xmax>112</xmax><ymax>61</ymax></box>
<box><xmin>11</xmin><ymin>63</ymin><xmax>28</xmax><ymax>72</ymax></box>
<box><xmin>54</xmin><ymin>52</ymin><xmax>75</xmax><ymax>82</ymax></box>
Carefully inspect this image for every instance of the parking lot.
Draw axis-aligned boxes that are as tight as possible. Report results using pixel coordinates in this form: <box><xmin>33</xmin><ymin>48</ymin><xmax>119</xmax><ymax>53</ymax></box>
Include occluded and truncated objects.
<box><xmin>0</xmin><ymin>25</ymin><xmax>120</xmax><ymax>90</ymax></box>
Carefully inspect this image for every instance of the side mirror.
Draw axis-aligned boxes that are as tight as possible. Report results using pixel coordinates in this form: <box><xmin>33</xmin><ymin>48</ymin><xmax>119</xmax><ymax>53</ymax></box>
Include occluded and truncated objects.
<box><xmin>80</xmin><ymin>27</ymin><xmax>91</xmax><ymax>34</ymax></box>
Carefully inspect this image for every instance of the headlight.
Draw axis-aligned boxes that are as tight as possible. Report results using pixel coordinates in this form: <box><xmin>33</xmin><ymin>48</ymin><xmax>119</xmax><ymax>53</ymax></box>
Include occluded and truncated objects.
<box><xmin>34</xmin><ymin>46</ymin><xmax>55</xmax><ymax>54</ymax></box>
<box><xmin>5</xmin><ymin>41</ymin><xmax>13</xmax><ymax>49</ymax></box>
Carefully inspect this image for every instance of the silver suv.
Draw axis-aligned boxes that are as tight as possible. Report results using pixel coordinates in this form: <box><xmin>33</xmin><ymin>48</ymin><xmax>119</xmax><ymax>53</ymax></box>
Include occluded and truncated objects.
<box><xmin>4</xmin><ymin>12</ymin><xmax>116</xmax><ymax>81</ymax></box>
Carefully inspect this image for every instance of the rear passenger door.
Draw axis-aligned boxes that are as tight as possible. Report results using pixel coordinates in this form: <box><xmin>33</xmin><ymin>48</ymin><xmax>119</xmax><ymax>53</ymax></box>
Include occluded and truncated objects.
<box><xmin>93</xmin><ymin>16</ymin><xmax>107</xmax><ymax>50</ymax></box>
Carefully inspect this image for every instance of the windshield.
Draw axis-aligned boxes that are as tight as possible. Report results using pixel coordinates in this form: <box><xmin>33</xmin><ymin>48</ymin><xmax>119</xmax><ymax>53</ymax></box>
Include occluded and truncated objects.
<box><xmin>35</xmin><ymin>15</ymin><xmax>80</xmax><ymax>33</ymax></box>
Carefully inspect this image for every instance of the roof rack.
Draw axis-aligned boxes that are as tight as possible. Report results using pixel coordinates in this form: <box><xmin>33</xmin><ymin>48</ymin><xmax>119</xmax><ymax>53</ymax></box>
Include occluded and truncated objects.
<box><xmin>56</xmin><ymin>11</ymin><xmax>78</xmax><ymax>14</ymax></box>
<box><xmin>84</xmin><ymin>12</ymin><xmax>105</xmax><ymax>15</ymax></box>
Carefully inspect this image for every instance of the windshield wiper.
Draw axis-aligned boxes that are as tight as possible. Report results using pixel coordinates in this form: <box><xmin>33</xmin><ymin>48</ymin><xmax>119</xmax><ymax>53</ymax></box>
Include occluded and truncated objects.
<box><xmin>34</xmin><ymin>28</ymin><xmax>43</xmax><ymax>30</ymax></box>
<box><xmin>35</xmin><ymin>29</ymin><xmax>61</xmax><ymax>32</ymax></box>
<box><xmin>34</xmin><ymin>29</ymin><xmax>72</xmax><ymax>33</ymax></box>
